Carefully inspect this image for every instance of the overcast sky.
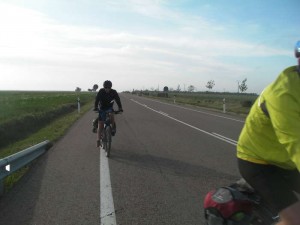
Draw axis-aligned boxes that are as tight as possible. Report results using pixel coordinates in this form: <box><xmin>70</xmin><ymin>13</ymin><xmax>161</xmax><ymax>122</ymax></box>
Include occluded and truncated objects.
<box><xmin>0</xmin><ymin>0</ymin><xmax>299</xmax><ymax>93</ymax></box>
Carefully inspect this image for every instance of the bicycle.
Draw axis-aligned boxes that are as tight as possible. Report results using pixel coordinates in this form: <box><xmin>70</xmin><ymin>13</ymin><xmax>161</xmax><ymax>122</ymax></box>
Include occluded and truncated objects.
<box><xmin>204</xmin><ymin>178</ymin><xmax>279</xmax><ymax>225</ymax></box>
<box><xmin>96</xmin><ymin>110</ymin><xmax>122</xmax><ymax>157</ymax></box>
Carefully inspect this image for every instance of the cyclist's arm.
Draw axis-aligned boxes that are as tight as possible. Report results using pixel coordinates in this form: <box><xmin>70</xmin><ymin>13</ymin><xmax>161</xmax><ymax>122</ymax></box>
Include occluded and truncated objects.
<box><xmin>114</xmin><ymin>91</ymin><xmax>123</xmax><ymax>110</ymax></box>
<box><xmin>94</xmin><ymin>91</ymin><xmax>101</xmax><ymax>110</ymax></box>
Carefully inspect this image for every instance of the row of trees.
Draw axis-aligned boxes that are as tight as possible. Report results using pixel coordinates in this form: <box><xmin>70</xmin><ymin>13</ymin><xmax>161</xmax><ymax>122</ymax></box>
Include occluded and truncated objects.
<box><xmin>76</xmin><ymin>79</ymin><xmax>248</xmax><ymax>93</ymax></box>
<box><xmin>163</xmin><ymin>78</ymin><xmax>248</xmax><ymax>93</ymax></box>
<box><xmin>76</xmin><ymin>84</ymin><xmax>99</xmax><ymax>92</ymax></box>
<box><xmin>205</xmin><ymin>78</ymin><xmax>248</xmax><ymax>93</ymax></box>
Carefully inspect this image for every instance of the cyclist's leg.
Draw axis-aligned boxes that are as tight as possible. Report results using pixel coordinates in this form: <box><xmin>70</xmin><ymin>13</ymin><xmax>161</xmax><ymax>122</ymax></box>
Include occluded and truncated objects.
<box><xmin>97</xmin><ymin>110</ymin><xmax>106</xmax><ymax>147</ymax></box>
<box><xmin>281</xmin><ymin>169</ymin><xmax>300</xmax><ymax>194</ymax></box>
<box><xmin>276</xmin><ymin>169</ymin><xmax>300</xmax><ymax>225</ymax></box>
<box><xmin>238</xmin><ymin>159</ymin><xmax>299</xmax><ymax>215</ymax></box>
<box><xmin>107</xmin><ymin>108</ymin><xmax>116</xmax><ymax>134</ymax></box>
<box><xmin>111</xmin><ymin>114</ymin><xmax>116</xmax><ymax>131</ymax></box>
<box><xmin>92</xmin><ymin>117</ymin><xmax>98</xmax><ymax>133</ymax></box>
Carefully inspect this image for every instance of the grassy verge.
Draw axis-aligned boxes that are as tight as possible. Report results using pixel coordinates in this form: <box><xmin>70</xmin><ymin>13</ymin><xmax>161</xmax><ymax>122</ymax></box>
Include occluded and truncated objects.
<box><xmin>0</xmin><ymin>91</ymin><xmax>96</xmax><ymax>148</ymax></box>
<box><xmin>1</xmin><ymin>101</ymin><xmax>94</xmax><ymax>193</ymax></box>
<box><xmin>136</xmin><ymin>91</ymin><xmax>258</xmax><ymax>115</ymax></box>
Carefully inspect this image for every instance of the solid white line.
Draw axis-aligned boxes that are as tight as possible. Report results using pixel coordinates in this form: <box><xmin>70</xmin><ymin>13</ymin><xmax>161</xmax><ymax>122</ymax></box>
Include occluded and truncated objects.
<box><xmin>131</xmin><ymin>99</ymin><xmax>237</xmax><ymax>147</ymax></box>
<box><xmin>100</xmin><ymin>149</ymin><xmax>117</xmax><ymax>225</ymax></box>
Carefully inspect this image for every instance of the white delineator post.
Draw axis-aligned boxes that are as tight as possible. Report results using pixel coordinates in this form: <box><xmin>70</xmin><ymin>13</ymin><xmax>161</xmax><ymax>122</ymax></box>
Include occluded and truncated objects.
<box><xmin>223</xmin><ymin>98</ymin><xmax>226</xmax><ymax>113</ymax></box>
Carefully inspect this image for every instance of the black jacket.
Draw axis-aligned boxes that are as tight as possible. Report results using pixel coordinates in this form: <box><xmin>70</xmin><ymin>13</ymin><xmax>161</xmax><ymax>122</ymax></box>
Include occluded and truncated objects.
<box><xmin>94</xmin><ymin>88</ymin><xmax>122</xmax><ymax>110</ymax></box>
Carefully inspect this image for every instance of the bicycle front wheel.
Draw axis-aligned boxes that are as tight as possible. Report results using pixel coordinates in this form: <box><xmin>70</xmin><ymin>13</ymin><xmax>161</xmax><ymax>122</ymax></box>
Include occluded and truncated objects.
<box><xmin>105</xmin><ymin>126</ymin><xmax>112</xmax><ymax>157</ymax></box>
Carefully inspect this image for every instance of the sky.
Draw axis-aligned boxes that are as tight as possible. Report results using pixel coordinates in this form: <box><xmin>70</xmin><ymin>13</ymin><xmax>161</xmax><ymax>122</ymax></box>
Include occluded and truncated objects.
<box><xmin>0</xmin><ymin>0</ymin><xmax>299</xmax><ymax>93</ymax></box>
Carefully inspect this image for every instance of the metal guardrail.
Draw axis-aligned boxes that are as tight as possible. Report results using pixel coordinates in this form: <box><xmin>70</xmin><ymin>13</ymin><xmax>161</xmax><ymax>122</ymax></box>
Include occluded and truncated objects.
<box><xmin>0</xmin><ymin>140</ymin><xmax>50</xmax><ymax>196</ymax></box>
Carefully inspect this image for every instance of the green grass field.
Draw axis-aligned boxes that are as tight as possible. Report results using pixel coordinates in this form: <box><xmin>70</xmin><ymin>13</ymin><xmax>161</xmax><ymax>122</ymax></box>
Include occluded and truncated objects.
<box><xmin>0</xmin><ymin>91</ymin><xmax>95</xmax><ymax>123</ymax></box>
<box><xmin>0</xmin><ymin>91</ymin><xmax>95</xmax><ymax>153</ymax></box>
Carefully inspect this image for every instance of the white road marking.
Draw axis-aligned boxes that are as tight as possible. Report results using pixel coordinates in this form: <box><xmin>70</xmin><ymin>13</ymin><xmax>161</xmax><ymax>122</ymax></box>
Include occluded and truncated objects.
<box><xmin>158</xmin><ymin>111</ymin><xmax>169</xmax><ymax>116</ymax></box>
<box><xmin>211</xmin><ymin>132</ymin><xmax>237</xmax><ymax>146</ymax></box>
<box><xmin>132</xmin><ymin>96</ymin><xmax>245</xmax><ymax>123</ymax></box>
<box><xmin>100</xmin><ymin>149</ymin><xmax>117</xmax><ymax>225</ymax></box>
<box><xmin>131</xmin><ymin>99</ymin><xmax>237</xmax><ymax>146</ymax></box>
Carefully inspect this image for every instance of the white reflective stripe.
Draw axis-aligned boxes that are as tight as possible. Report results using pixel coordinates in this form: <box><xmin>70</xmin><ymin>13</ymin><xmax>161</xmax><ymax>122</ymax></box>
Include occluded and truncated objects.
<box><xmin>258</xmin><ymin>88</ymin><xmax>267</xmax><ymax>107</ymax></box>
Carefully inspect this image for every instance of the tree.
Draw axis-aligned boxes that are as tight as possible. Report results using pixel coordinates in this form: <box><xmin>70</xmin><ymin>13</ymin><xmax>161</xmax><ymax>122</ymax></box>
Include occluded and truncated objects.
<box><xmin>239</xmin><ymin>78</ymin><xmax>248</xmax><ymax>93</ymax></box>
<box><xmin>93</xmin><ymin>84</ymin><xmax>99</xmax><ymax>91</ymax></box>
<box><xmin>206</xmin><ymin>80</ymin><xmax>215</xmax><ymax>90</ymax></box>
<box><xmin>176</xmin><ymin>85</ymin><xmax>181</xmax><ymax>92</ymax></box>
<box><xmin>187</xmin><ymin>85</ymin><xmax>195</xmax><ymax>92</ymax></box>
<box><xmin>75</xmin><ymin>87</ymin><xmax>81</xmax><ymax>92</ymax></box>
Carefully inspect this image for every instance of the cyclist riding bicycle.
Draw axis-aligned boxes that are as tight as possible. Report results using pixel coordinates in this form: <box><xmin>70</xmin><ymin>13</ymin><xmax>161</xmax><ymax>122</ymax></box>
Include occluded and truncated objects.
<box><xmin>94</xmin><ymin>80</ymin><xmax>123</xmax><ymax>147</ymax></box>
<box><xmin>237</xmin><ymin>41</ymin><xmax>300</xmax><ymax>225</ymax></box>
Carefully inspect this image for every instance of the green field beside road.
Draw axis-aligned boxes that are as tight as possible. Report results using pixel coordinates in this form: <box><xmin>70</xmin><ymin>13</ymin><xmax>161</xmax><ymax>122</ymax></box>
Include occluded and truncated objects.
<box><xmin>0</xmin><ymin>91</ymin><xmax>95</xmax><ymax>156</ymax></box>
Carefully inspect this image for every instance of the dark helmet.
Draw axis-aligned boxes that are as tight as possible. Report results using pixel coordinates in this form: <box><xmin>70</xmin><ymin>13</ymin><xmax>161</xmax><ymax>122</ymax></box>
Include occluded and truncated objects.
<box><xmin>295</xmin><ymin>41</ymin><xmax>300</xmax><ymax>58</ymax></box>
<box><xmin>103</xmin><ymin>80</ymin><xmax>112</xmax><ymax>88</ymax></box>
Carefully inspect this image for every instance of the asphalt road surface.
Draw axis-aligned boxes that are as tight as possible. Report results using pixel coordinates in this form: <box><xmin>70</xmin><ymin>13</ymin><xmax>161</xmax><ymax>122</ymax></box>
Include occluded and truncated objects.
<box><xmin>0</xmin><ymin>93</ymin><xmax>246</xmax><ymax>225</ymax></box>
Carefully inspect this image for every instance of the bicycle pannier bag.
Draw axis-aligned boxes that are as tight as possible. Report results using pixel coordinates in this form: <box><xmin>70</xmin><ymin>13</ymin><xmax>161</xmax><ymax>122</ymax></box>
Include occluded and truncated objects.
<box><xmin>204</xmin><ymin>186</ymin><xmax>254</xmax><ymax>225</ymax></box>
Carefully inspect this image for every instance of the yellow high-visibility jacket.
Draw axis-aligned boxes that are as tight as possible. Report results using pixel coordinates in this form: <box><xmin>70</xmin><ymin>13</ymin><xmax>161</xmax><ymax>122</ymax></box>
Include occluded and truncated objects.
<box><xmin>237</xmin><ymin>66</ymin><xmax>300</xmax><ymax>171</ymax></box>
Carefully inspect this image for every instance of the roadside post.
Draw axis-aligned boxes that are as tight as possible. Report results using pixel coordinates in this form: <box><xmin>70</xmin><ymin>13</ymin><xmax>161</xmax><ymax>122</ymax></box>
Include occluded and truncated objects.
<box><xmin>223</xmin><ymin>98</ymin><xmax>226</xmax><ymax>113</ymax></box>
<box><xmin>77</xmin><ymin>97</ymin><xmax>80</xmax><ymax>113</ymax></box>
<box><xmin>173</xmin><ymin>95</ymin><xmax>176</xmax><ymax>104</ymax></box>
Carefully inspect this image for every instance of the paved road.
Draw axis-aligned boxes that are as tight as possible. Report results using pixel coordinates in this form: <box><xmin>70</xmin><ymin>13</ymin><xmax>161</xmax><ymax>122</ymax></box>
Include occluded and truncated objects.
<box><xmin>0</xmin><ymin>93</ymin><xmax>245</xmax><ymax>225</ymax></box>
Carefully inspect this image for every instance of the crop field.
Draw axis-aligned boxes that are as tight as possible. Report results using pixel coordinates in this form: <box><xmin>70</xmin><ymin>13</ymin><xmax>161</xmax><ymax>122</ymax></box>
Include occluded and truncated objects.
<box><xmin>0</xmin><ymin>91</ymin><xmax>95</xmax><ymax>150</ymax></box>
<box><xmin>0</xmin><ymin>91</ymin><xmax>95</xmax><ymax>123</ymax></box>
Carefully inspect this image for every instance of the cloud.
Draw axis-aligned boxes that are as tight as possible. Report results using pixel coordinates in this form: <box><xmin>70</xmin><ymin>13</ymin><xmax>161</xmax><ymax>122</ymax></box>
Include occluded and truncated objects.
<box><xmin>0</xmin><ymin>2</ymin><xmax>291</xmax><ymax>92</ymax></box>
<box><xmin>102</xmin><ymin>0</ymin><xmax>176</xmax><ymax>20</ymax></box>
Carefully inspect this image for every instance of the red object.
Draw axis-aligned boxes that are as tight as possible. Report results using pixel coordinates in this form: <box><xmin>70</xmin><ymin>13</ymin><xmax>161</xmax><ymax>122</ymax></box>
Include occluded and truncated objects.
<box><xmin>204</xmin><ymin>188</ymin><xmax>253</xmax><ymax>219</ymax></box>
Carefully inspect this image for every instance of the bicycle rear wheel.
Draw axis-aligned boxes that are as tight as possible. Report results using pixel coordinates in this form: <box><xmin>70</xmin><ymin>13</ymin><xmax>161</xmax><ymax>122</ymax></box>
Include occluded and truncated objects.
<box><xmin>102</xmin><ymin>129</ymin><xmax>107</xmax><ymax>150</ymax></box>
<box><xmin>105</xmin><ymin>126</ymin><xmax>112</xmax><ymax>157</ymax></box>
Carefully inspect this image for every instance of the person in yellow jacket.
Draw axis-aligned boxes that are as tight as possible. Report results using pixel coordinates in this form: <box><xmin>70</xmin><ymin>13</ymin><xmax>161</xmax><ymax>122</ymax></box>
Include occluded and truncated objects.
<box><xmin>237</xmin><ymin>41</ymin><xmax>300</xmax><ymax>225</ymax></box>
